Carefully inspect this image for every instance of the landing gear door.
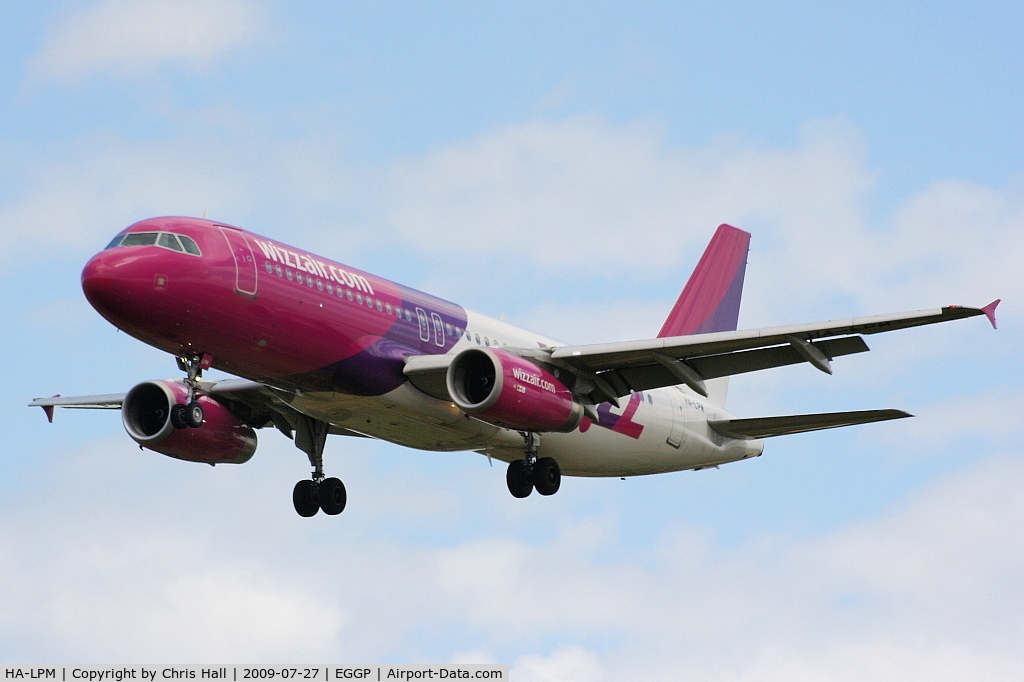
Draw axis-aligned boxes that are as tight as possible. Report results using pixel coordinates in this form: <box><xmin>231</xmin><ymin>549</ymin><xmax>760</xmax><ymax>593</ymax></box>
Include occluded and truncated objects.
<box><xmin>218</xmin><ymin>226</ymin><xmax>258</xmax><ymax>298</ymax></box>
<box><xmin>666</xmin><ymin>388</ymin><xmax>686</xmax><ymax>449</ymax></box>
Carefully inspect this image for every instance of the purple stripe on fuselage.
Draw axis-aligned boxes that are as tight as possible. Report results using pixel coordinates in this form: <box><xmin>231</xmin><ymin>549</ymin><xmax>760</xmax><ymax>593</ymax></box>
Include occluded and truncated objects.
<box><xmin>324</xmin><ymin>292</ymin><xmax>467</xmax><ymax>396</ymax></box>
<box><xmin>658</xmin><ymin>224</ymin><xmax>750</xmax><ymax>337</ymax></box>
<box><xmin>275</xmin><ymin>289</ymin><xmax>469</xmax><ymax>396</ymax></box>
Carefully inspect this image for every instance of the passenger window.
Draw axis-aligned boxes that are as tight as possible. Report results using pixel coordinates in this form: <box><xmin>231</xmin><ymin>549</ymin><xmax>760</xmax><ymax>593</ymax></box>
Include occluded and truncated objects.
<box><xmin>356</xmin><ymin>294</ymin><xmax>363</xmax><ymax>305</ymax></box>
<box><xmin>275</xmin><ymin>265</ymin><xmax>283</xmax><ymax>277</ymax></box>
<box><xmin>264</xmin><ymin>262</ymin><xmax>273</xmax><ymax>273</ymax></box>
<box><xmin>317</xmin><ymin>280</ymin><xmax>324</xmax><ymax>291</ymax></box>
<box><xmin>347</xmin><ymin>290</ymin><xmax>354</xmax><ymax>301</ymax></box>
<box><xmin>178</xmin><ymin>235</ymin><xmax>202</xmax><ymax>256</ymax></box>
<box><xmin>306</xmin><ymin>275</ymin><xmax>314</xmax><ymax>287</ymax></box>
<box><xmin>386</xmin><ymin>303</ymin><xmax>393</xmax><ymax>315</ymax></box>
<box><xmin>326</xmin><ymin>283</ymin><xmax>333</xmax><ymax>294</ymax></box>
<box><xmin>376</xmin><ymin>300</ymin><xmax>384</xmax><ymax>312</ymax></box>
<box><xmin>475</xmin><ymin>334</ymin><xmax>481</xmax><ymax>344</ymax></box>
<box><xmin>286</xmin><ymin>270</ymin><xmax>294</xmax><ymax>281</ymax></box>
<box><xmin>121</xmin><ymin>232</ymin><xmax>158</xmax><ymax>246</ymax></box>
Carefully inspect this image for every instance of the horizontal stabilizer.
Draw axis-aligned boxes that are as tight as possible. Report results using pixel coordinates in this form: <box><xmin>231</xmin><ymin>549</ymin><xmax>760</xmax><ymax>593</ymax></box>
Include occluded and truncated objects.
<box><xmin>708</xmin><ymin>408</ymin><xmax>912</xmax><ymax>440</ymax></box>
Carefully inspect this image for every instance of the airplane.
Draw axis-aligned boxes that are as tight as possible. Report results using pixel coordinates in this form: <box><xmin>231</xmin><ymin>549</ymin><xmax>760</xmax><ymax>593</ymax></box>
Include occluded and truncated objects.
<box><xmin>30</xmin><ymin>218</ymin><xmax>999</xmax><ymax>517</ymax></box>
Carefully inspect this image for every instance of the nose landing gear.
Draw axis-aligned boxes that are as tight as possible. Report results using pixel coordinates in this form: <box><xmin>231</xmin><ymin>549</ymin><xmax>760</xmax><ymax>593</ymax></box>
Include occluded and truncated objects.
<box><xmin>172</xmin><ymin>352</ymin><xmax>212</xmax><ymax>429</ymax></box>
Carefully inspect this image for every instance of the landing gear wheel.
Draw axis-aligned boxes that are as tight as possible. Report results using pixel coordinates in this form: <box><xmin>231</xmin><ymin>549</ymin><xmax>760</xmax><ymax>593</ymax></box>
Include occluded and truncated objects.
<box><xmin>185</xmin><ymin>401</ymin><xmax>204</xmax><ymax>428</ymax></box>
<box><xmin>170</xmin><ymin>403</ymin><xmax>189</xmax><ymax>430</ymax></box>
<box><xmin>318</xmin><ymin>477</ymin><xmax>347</xmax><ymax>515</ymax></box>
<box><xmin>506</xmin><ymin>460</ymin><xmax>534</xmax><ymax>498</ymax></box>
<box><xmin>293</xmin><ymin>480</ymin><xmax>320</xmax><ymax>517</ymax></box>
<box><xmin>533</xmin><ymin>457</ymin><xmax>561</xmax><ymax>496</ymax></box>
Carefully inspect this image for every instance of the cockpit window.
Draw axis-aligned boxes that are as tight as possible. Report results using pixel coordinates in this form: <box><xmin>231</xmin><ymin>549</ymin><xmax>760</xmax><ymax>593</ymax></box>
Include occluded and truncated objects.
<box><xmin>106</xmin><ymin>231</ymin><xmax>202</xmax><ymax>256</ymax></box>
<box><xmin>178</xmin><ymin>235</ymin><xmax>201</xmax><ymax>256</ymax></box>
<box><xmin>121</xmin><ymin>232</ymin><xmax>159</xmax><ymax>247</ymax></box>
<box><xmin>157</xmin><ymin>232</ymin><xmax>183</xmax><ymax>252</ymax></box>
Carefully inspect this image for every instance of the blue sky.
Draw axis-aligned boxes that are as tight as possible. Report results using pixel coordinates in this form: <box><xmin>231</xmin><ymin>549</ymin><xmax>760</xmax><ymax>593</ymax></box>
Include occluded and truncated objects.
<box><xmin>2</xmin><ymin>1</ymin><xmax>1022</xmax><ymax>678</ymax></box>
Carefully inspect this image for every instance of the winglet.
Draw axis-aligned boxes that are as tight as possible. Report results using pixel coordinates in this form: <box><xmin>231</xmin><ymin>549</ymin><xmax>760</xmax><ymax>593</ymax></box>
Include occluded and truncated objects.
<box><xmin>981</xmin><ymin>299</ymin><xmax>1000</xmax><ymax>329</ymax></box>
<box><xmin>40</xmin><ymin>395</ymin><xmax>60</xmax><ymax>423</ymax></box>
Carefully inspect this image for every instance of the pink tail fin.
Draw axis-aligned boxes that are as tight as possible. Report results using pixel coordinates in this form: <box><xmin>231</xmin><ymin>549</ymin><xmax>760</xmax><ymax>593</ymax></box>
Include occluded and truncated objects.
<box><xmin>658</xmin><ymin>224</ymin><xmax>751</xmax><ymax>338</ymax></box>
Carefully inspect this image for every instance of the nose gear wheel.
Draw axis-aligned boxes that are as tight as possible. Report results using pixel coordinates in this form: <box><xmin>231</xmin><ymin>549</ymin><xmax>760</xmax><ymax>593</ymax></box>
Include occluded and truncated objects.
<box><xmin>174</xmin><ymin>353</ymin><xmax>211</xmax><ymax>429</ymax></box>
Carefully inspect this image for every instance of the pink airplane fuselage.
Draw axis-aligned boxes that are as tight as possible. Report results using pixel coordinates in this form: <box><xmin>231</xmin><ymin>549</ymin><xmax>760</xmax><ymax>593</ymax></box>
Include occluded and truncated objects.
<box><xmin>81</xmin><ymin>216</ymin><xmax>762</xmax><ymax>475</ymax></box>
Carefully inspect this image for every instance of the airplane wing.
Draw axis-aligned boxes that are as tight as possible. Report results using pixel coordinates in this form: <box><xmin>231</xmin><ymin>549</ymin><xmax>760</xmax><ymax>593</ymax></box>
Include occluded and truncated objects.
<box><xmin>545</xmin><ymin>302</ymin><xmax>999</xmax><ymax>401</ymax></box>
<box><xmin>29</xmin><ymin>394</ymin><xmax>126</xmax><ymax>409</ymax></box>
<box><xmin>30</xmin><ymin>379</ymin><xmax>368</xmax><ymax>438</ymax></box>
<box><xmin>708</xmin><ymin>408</ymin><xmax>912</xmax><ymax>439</ymax></box>
<box><xmin>404</xmin><ymin>302</ymin><xmax>998</xmax><ymax>404</ymax></box>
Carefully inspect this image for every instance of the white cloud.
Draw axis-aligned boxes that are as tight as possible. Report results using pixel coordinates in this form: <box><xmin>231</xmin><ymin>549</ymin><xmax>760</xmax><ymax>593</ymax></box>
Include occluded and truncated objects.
<box><xmin>6</xmin><ymin>115</ymin><xmax>1019</xmax><ymax>336</ymax></box>
<box><xmin>30</xmin><ymin>0</ymin><xmax>268</xmax><ymax>82</ymax></box>
<box><xmin>363</xmin><ymin>115</ymin><xmax>1020</xmax><ymax>337</ymax></box>
<box><xmin>512</xmin><ymin>645</ymin><xmax>606</xmax><ymax>682</ymax></box>
<box><xmin>0</xmin><ymin>132</ymin><xmax>349</xmax><ymax>266</ymax></box>
<box><xmin>381</xmin><ymin>116</ymin><xmax>873</xmax><ymax>277</ymax></box>
<box><xmin>4</xmin><ymin>113</ymin><xmax>1015</xmax><ymax>673</ymax></box>
<box><xmin>5</xmin><ymin>395</ymin><xmax>1024</xmax><ymax>677</ymax></box>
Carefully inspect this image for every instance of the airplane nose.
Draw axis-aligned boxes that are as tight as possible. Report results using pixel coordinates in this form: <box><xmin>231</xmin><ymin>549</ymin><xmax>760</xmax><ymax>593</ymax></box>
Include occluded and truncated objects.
<box><xmin>81</xmin><ymin>247</ymin><xmax>133</xmax><ymax>324</ymax></box>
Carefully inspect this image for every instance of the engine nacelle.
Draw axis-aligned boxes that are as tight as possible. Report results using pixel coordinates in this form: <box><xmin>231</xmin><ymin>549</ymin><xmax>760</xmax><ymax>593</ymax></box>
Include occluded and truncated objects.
<box><xmin>446</xmin><ymin>348</ymin><xmax>583</xmax><ymax>432</ymax></box>
<box><xmin>121</xmin><ymin>380</ymin><xmax>257</xmax><ymax>464</ymax></box>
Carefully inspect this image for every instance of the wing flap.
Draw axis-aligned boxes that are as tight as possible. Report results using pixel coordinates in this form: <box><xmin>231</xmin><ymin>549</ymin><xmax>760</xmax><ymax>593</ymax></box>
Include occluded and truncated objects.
<box><xmin>708</xmin><ymin>408</ymin><xmax>912</xmax><ymax>440</ymax></box>
<box><xmin>610</xmin><ymin>336</ymin><xmax>870</xmax><ymax>394</ymax></box>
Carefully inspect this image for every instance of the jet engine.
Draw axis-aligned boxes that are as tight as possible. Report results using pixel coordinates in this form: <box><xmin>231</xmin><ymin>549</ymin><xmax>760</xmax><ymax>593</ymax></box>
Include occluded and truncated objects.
<box><xmin>121</xmin><ymin>380</ymin><xmax>257</xmax><ymax>464</ymax></box>
<box><xmin>446</xmin><ymin>348</ymin><xmax>583</xmax><ymax>432</ymax></box>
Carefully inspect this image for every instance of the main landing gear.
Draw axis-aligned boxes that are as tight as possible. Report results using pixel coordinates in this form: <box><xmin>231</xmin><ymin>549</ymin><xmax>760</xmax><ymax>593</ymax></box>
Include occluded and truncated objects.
<box><xmin>291</xmin><ymin>414</ymin><xmax>347</xmax><ymax>517</ymax></box>
<box><xmin>169</xmin><ymin>352</ymin><xmax>346</xmax><ymax>518</ymax></box>
<box><xmin>171</xmin><ymin>353</ymin><xmax>210</xmax><ymax>430</ymax></box>
<box><xmin>506</xmin><ymin>432</ymin><xmax>561</xmax><ymax>498</ymax></box>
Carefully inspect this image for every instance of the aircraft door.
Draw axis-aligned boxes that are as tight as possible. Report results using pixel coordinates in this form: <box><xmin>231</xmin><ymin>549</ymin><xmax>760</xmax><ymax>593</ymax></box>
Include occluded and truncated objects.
<box><xmin>666</xmin><ymin>389</ymin><xmax>686</xmax><ymax>448</ymax></box>
<box><xmin>415</xmin><ymin>308</ymin><xmax>431</xmax><ymax>342</ymax></box>
<box><xmin>218</xmin><ymin>226</ymin><xmax>258</xmax><ymax>298</ymax></box>
<box><xmin>431</xmin><ymin>312</ymin><xmax>445</xmax><ymax>347</ymax></box>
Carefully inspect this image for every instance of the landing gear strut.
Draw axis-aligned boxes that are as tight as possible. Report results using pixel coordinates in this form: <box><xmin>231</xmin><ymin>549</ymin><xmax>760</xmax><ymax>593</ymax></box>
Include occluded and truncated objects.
<box><xmin>291</xmin><ymin>414</ymin><xmax>346</xmax><ymax>517</ymax></box>
<box><xmin>172</xmin><ymin>352</ymin><xmax>210</xmax><ymax>429</ymax></box>
<box><xmin>506</xmin><ymin>432</ymin><xmax>561</xmax><ymax>498</ymax></box>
